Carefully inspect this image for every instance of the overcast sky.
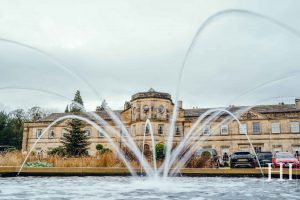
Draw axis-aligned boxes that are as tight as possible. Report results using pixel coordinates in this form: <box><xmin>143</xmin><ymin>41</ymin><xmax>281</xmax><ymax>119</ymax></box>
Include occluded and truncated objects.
<box><xmin>0</xmin><ymin>0</ymin><xmax>300</xmax><ymax>112</ymax></box>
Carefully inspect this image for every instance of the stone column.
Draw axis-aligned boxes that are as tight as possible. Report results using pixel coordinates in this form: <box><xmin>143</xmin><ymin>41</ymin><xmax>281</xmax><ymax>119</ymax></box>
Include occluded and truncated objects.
<box><xmin>22</xmin><ymin>125</ymin><xmax>29</xmax><ymax>152</ymax></box>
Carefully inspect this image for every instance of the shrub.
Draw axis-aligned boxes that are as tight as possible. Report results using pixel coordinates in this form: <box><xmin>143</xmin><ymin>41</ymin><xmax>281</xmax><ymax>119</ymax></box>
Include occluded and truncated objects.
<box><xmin>96</xmin><ymin>144</ymin><xmax>104</xmax><ymax>151</ymax></box>
<box><xmin>25</xmin><ymin>161</ymin><xmax>53</xmax><ymax>167</ymax></box>
<box><xmin>48</xmin><ymin>147</ymin><xmax>67</xmax><ymax>157</ymax></box>
<box><xmin>186</xmin><ymin>156</ymin><xmax>210</xmax><ymax>168</ymax></box>
<box><xmin>201</xmin><ymin>151</ymin><xmax>211</xmax><ymax>158</ymax></box>
<box><xmin>96</xmin><ymin>144</ymin><xmax>111</xmax><ymax>155</ymax></box>
<box><xmin>155</xmin><ymin>144</ymin><xmax>166</xmax><ymax>160</ymax></box>
<box><xmin>101</xmin><ymin>148</ymin><xmax>112</xmax><ymax>154</ymax></box>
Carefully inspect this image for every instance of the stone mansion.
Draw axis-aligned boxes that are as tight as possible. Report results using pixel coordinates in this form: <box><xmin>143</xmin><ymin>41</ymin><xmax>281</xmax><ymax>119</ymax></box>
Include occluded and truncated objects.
<box><xmin>22</xmin><ymin>89</ymin><xmax>300</xmax><ymax>156</ymax></box>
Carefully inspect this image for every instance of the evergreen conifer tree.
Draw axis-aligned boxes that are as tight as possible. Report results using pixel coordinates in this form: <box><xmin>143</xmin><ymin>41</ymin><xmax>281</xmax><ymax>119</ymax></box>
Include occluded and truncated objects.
<box><xmin>61</xmin><ymin>90</ymin><xmax>90</xmax><ymax>157</ymax></box>
<box><xmin>61</xmin><ymin>119</ymin><xmax>90</xmax><ymax>156</ymax></box>
<box><xmin>70</xmin><ymin>90</ymin><xmax>84</xmax><ymax>112</ymax></box>
<box><xmin>64</xmin><ymin>105</ymin><xmax>69</xmax><ymax>113</ymax></box>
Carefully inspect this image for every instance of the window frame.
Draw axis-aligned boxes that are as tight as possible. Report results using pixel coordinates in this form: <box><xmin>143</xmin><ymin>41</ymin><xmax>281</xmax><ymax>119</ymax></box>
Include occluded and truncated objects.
<box><xmin>48</xmin><ymin>129</ymin><xmax>55</xmax><ymax>138</ymax></box>
<box><xmin>220</xmin><ymin>124</ymin><xmax>228</xmax><ymax>135</ymax></box>
<box><xmin>143</xmin><ymin>124</ymin><xmax>150</xmax><ymax>135</ymax></box>
<box><xmin>203</xmin><ymin>125</ymin><xmax>211</xmax><ymax>136</ymax></box>
<box><xmin>252</xmin><ymin>122</ymin><xmax>261</xmax><ymax>134</ymax></box>
<box><xmin>239</xmin><ymin>123</ymin><xmax>247</xmax><ymax>135</ymax></box>
<box><xmin>175</xmin><ymin>126</ymin><xmax>181</xmax><ymax>136</ymax></box>
<box><xmin>98</xmin><ymin>130</ymin><xmax>105</xmax><ymax>138</ymax></box>
<box><xmin>158</xmin><ymin>124</ymin><xmax>164</xmax><ymax>135</ymax></box>
<box><xmin>36</xmin><ymin>129</ymin><xmax>43</xmax><ymax>139</ymax></box>
<box><xmin>271</xmin><ymin>122</ymin><xmax>280</xmax><ymax>134</ymax></box>
<box><xmin>290</xmin><ymin>121</ymin><xmax>300</xmax><ymax>133</ymax></box>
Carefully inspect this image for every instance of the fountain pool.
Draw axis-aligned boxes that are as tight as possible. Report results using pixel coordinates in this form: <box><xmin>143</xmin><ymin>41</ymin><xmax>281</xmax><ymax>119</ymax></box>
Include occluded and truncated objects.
<box><xmin>0</xmin><ymin>176</ymin><xmax>299</xmax><ymax>200</ymax></box>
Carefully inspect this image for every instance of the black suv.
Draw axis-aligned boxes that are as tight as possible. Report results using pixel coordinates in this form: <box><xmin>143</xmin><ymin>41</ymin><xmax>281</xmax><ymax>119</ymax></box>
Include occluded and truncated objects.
<box><xmin>257</xmin><ymin>151</ymin><xmax>273</xmax><ymax>167</ymax></box>
<box><xmin>230</xmin><ymin>151</ymin><xmax>256</xmax><ymax>168</ymax></box>
<box><xmin>0</xmin><ymin>145</ymin><xmax>16</xmax><ymax>153</ymax></box>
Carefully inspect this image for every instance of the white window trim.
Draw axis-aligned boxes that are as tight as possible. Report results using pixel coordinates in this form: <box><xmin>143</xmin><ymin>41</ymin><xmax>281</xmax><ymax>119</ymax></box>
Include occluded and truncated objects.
<box><xmin>239</xmin><ymin>123</ymin><xmax>247</xmax><ymax>135</ymax></box>
<box><xmin>98</xmin><ymin>130</ymin><xmax>105</xmax><ymax>138</ymax></box>
<box><xmin>36</xmin><ymin>129</ymin><xmax>43</xmax><ymax>139</ymax></box>
<box><xmin>143</xmin><ymin>124</ymin><xmax>150</xmax><ymax>135</ymax></box>
<box><xmin>203</xmin><ymin>125</ymin><xmax>211</xmax><ymax>136</ymax></box>
<box><xmin>271</xmin><ymin>122</ymin><xmax>280</xmax><ymax>134</ymax></box>
<box><xmin>175</xmin><ymin>126</ymin><xmax>181</xmax><ymax>135</ymax></box>
<box><xmin>290</xmin><ymin>122</ymin><xmax>300</xmax><ymax>133</ymax></box>
<box><xmin>158</xmin><ymin>124</ymin><xmax>164</xmax><ymax>135</ymax></box>
<box><xmin>49</xmin><ymin>129</ymin><xmax>55</xmax><ymax>138</ymax></box>
<box><xmin>220</xmin><ymin>124</ymin><xmax>228</xmax><ymax>135</ymax></box>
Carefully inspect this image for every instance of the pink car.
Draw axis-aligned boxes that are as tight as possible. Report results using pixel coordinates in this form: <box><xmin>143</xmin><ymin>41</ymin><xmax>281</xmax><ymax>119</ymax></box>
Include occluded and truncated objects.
<box><xmin>272</xmin><ymin>152</ymin><xmax>300</xmax><ymax>168</ymax></box>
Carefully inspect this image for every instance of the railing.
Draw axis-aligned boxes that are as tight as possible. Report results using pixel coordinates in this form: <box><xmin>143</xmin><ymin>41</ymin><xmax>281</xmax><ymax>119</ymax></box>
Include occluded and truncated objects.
<box><xmin>267</xmin><ymin>163</ymin><xmax>293</xmax><ymax>181</ymax></box>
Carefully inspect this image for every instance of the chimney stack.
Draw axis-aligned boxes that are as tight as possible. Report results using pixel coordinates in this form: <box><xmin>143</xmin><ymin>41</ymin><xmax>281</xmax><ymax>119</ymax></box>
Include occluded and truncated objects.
<box><xmin>296</xmin><ymin>98</ymin><xmax>300</xmax><ymax>109</ymax></box>
<box><xmin>177</xmin><ymin>101</ymin><xmax>183</xmax><ymax>109</ymax></box>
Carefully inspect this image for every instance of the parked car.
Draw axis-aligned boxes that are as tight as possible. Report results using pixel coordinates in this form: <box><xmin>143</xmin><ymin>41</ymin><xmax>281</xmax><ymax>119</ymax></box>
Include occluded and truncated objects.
<box><xmin>257</xmin><ymin>151</ymin><xmax>273</xmax><ymax>167</ymax></box>
<box><xmin>0</xmin><ymin>145</ymin><xmax>17</xmax><ymax>155</ymax></box>
<box><xmin>230</xmin><ymin>151</ymin><xmax>256</xmax><ymax>168</ymax></box>
<box><xmin>195</xmin><ymin>148</ymin><xmax>224</xmax><ymax>168</ymax></box>
<box><xmin>272</xmin><ymin>152</ymin><xmax>300</xmax><ymax>168</ymax></box>
<box><xmin>195</xmin><ymin>148</ymin><xmax>218</xmax><ymax>158</ymax></box>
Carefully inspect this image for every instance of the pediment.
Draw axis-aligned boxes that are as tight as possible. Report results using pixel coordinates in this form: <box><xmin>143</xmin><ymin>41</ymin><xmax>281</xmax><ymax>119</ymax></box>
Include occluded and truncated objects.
<box><xmin>239</xmin><ymin>110</ymin><xmax>265</xmax><ymax>120</ymax></box>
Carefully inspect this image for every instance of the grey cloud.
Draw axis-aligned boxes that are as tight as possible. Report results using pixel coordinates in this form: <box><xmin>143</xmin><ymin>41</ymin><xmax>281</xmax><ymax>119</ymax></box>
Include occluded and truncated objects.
<box><xmin>0</xmin><ymin>0</ymin><xmax>300</xmax><ymax>111</ymax></box>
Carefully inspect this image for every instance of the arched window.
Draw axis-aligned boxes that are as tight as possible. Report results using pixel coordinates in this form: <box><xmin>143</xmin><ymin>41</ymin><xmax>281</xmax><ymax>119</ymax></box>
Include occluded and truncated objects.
<box><xmin>158</xmin><ymin>124</ymin><xmax>164</xmax><ymax>135</ymax></box>
<box><xmin>144</xmin><ymin>144</ymin><xmax>150</xmax><ymax>151</ymax></box>
<box><xmin>175</xmin><ymin>126</ymin><xmax>181</xmax><ymax>135</ymax></box>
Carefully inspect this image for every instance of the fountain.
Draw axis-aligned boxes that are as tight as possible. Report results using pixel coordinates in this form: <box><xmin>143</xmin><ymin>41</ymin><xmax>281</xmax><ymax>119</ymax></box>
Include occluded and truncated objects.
<box><xmin>0</xmin><ymin>8</ymin><xmax>299</xmax><ymax>200</ymax></box>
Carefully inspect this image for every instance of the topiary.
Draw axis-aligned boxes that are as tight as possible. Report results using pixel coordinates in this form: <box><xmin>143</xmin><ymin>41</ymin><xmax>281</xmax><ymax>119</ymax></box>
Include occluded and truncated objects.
<box><xmin>96</xmin><ymin>144</ymin><xmax>104</xmax><ymax>151</ymax></box>
<box><xmin>201</xmin><ymin>151</ymin><xmax>211</xmax><ymax>158</ymax></box>
<box><xmin>155</xmin><ymin>143</ymin><xmax>166</xmax><ymax>160</ymax></box>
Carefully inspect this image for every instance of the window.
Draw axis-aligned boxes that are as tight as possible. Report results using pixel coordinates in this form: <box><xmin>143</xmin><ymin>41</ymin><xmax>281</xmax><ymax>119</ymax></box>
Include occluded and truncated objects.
<box><xmin>252</xmin><ymin>122</ymin><xmax>261</xmax><ymax>134</ymax></box>
<box><xmin>99</xmin><ymin>130</ymin><xmax>104</xmax><ymax>137</ymax></box>
<box><xmin>84</xmin><ymin>129</ymin><xmax>91</xmax><ymax>137</ymax></box>
<box><xmin>120</xmin><ymin>127</ymin><xmax>129</xmax><ymax>137</ymax></box>
<box><xmin>203</xmin><ymin>125</ymin><xmax>210</xmax><ymax>135</ymax></box>
<box><xmin>254</xmin><ymin>146</ymin><xmax>262</xmax><ymax>153</ymax></box>
<box><xmin>36</xmin><ymin>129</ymin><xmax>42</xmax><ymax>138</ymax></box>
<box><xmin>49</xmin><ymin>129</ymin><xmax>55</xmax><ymax>138</ymax></box>
<box><xmin>61</xmin><ymin>129</ymin><xmax>68</xmax><ymax>138</ymax></box>
<box><xmin>290</xmin><ymin>122</ymin><xmax>300</xmax><ymax>133</ymax></box>
<box><xmin>239</xmin><ymin>123</ymin><xmax>247</xmax><ymax>134</ymax></box>
<box><xmin>175</xmin><ymin>126</ymin><xmax>181</xmax><ymax>135</ymax></box>
<box><xmin>271</xmin><ymin>122</ymin><xmax>280</xmax><ymax>134</ymax></box>
<box><xmin>220</xmin><ymin>124</ymin><xmax>228</xmax><ymax>135</ymax></box>
<box><xmin>143</xmin><ymin>124</ymin><xmax>149</xmax><ymax>135</ymax></box>
<box><xmin>158</xmin><ymin>124</ymin><xmax>164</xmax><ymax>135</ymax></box>
<box><xmin>144</xmin><ymin>144</ymin><xmax>150</xmax><ymax>153</ymax></box>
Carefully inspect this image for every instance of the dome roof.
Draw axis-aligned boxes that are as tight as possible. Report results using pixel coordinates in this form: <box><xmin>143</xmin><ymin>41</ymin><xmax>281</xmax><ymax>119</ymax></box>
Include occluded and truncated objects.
<box><xmin>131</xmin><ymin>88</ymin><xmax>172</xmax><ymax>101</ymax></box>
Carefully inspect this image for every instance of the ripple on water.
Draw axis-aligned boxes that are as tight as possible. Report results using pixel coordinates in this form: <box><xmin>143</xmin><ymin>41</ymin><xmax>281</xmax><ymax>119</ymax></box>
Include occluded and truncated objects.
<box><xmin>0</xmin><ymin>176</ymin><xmax>299</xmax><ymax>200</ymax></box>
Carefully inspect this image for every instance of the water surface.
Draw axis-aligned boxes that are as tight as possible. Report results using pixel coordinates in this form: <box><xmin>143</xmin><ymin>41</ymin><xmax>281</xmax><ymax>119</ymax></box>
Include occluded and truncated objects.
<box><xmin>0</xmin><ymin>176</ymin><xmax>299</xmax><ymax>200</ymax></box>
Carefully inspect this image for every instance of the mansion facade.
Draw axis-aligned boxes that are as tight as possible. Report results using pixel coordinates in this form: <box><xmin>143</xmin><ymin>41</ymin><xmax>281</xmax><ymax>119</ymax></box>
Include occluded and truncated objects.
<box><xmin>22</xmin><ymin>89</ymin><xmax>300</xmax><ymax>157</ymax></box>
